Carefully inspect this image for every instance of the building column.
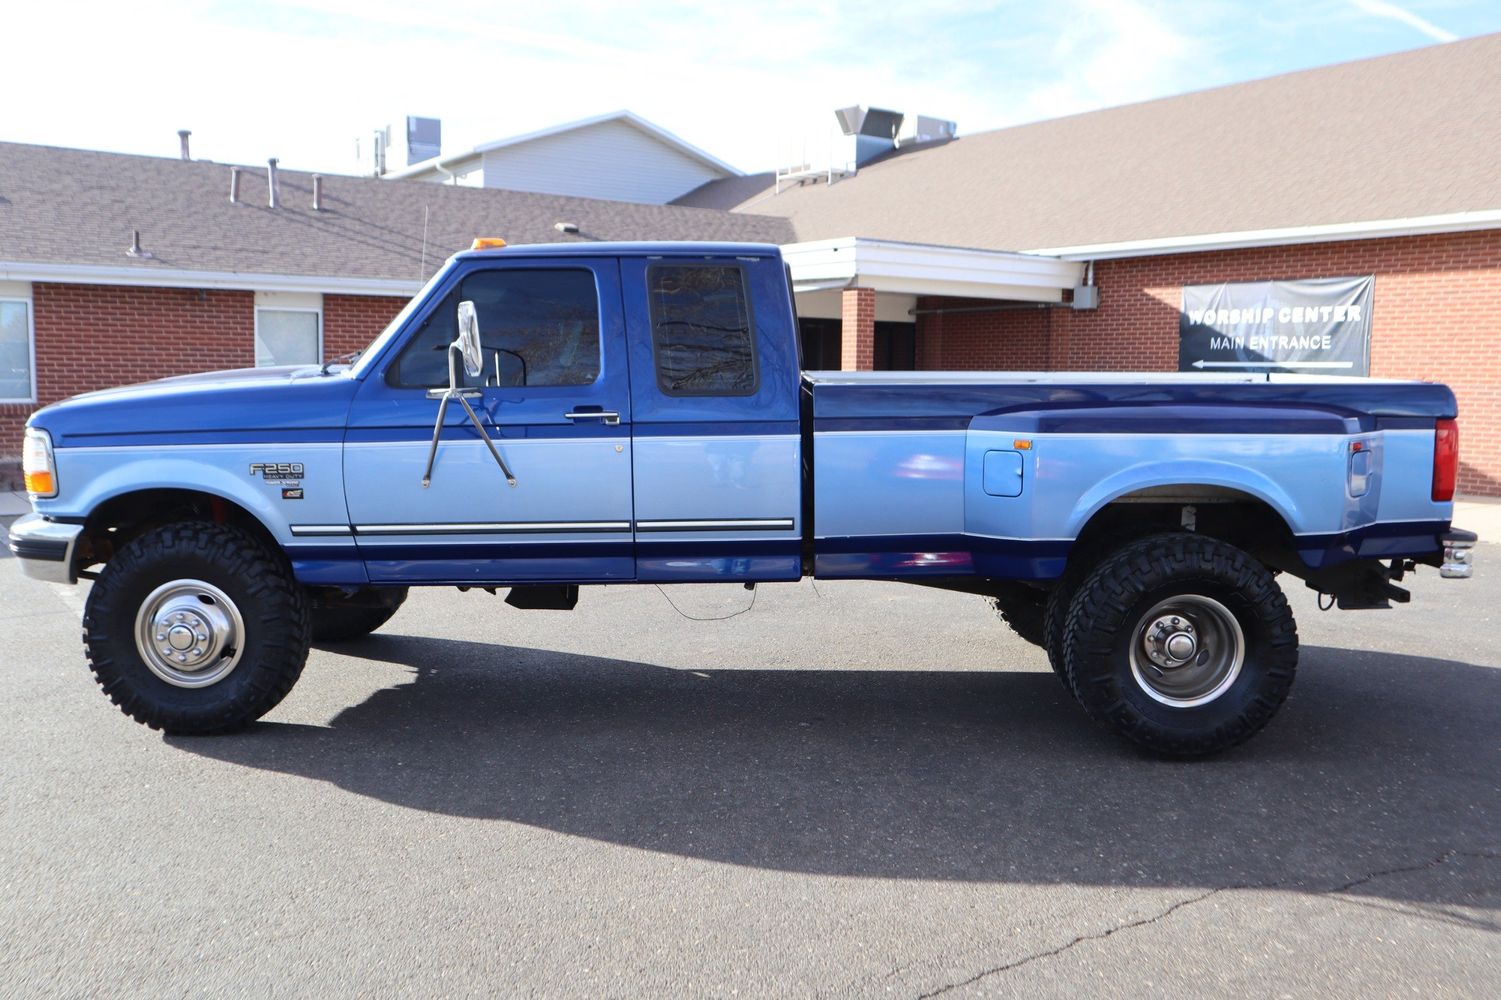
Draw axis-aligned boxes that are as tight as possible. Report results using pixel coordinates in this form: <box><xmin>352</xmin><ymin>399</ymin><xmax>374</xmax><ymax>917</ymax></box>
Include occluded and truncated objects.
<box><xmin>840</xmin><ymin>287</ymin><xmax>876</xmax><ymax>371</ymax></box>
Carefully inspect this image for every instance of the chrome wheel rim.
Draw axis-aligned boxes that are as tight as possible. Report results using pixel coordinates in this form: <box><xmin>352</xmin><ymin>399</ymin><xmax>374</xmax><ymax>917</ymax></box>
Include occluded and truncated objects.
<box><xmin>1127</xmin><ymin>594</ymin><xmax>1244</xmax><ymax>708</ymax></box>
<box><xmin>133</xmin><ymin>579</ymin><xmax>245</xmax><ymax>689</ymax></box>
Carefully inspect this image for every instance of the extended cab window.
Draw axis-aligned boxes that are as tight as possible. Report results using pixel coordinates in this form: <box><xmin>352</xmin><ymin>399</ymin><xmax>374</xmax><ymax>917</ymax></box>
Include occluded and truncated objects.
<box><xmin>389</xmin><ymin>268</ymin><xmax>601</xmax><ymax>388</ymax></box>
<box><xmin>647</xmin><ymin>265</ymin><xmax>758</xmax><ymax>396</ymax></box>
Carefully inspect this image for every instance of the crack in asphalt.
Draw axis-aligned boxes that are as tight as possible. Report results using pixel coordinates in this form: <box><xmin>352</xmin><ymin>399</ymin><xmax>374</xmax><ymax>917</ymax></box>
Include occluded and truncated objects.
<box><xmin>912</xmin><ymin>847</ymin><xmax>1500</xmax><ymax>999</ymax></box>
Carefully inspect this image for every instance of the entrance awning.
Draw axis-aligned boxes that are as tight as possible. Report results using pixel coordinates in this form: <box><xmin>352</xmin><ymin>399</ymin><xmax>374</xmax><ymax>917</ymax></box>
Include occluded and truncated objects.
<box><xmin>782</xmin><ymin>237</ymin><xmax>1084</xmax><ymax>303</ymax></box>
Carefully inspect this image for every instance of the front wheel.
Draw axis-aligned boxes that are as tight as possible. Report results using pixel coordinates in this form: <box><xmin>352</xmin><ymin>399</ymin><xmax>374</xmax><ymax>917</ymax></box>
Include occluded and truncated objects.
<box><xmin>83</xmin><ymin>522</ymin><xmax>311</xmax><ymax>735</ymax></box>
<box><xmin>1062</xmin><ymin>533</ymin><xmax>1298</xmax><ymax>757</ymax></box>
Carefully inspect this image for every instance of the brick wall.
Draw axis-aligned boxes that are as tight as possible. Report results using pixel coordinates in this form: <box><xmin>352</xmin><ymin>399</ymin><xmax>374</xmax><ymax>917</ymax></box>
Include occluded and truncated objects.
<box><xmin>917</xmin><ymin>301</ymin><xmax>1051</xmax><ymax>371</ymax></box>
<box><xmin>324</xmin><ymin>293</ymin><xmax>408</xmax><ymax>359</ymax></box>
<box><xmin>1</xmin><ymin>284</ymin><xmax>409</xmax><ymax>454</ymax></box>
<box><xmin>916</xmin><ymin>230</ymin><xmax>1501</xmax><ymax>497</ymax></box>
<box><xmin>840</xmin><ymin>287</ymin><xmax>876</xmax><ymax>370</ymax></box>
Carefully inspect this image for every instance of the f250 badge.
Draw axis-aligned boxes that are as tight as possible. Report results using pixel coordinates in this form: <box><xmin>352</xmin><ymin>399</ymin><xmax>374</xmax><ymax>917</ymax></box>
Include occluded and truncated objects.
<box><xmin>249</xmin><ymin>462</ymin><xmax>305</xmax><ymax>489</ymax></box>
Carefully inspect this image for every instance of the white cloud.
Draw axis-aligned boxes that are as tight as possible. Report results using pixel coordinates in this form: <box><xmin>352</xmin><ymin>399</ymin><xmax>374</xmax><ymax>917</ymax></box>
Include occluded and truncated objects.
<box><xmin>1346</xmin><ymin>0</ymin><xmax>1458</xmax><ymax>42</ymax></box>
<box><xmin>1008</xmin><ymin>0</ymin><xmax>1204</xmax><ymax>125</ymax></box>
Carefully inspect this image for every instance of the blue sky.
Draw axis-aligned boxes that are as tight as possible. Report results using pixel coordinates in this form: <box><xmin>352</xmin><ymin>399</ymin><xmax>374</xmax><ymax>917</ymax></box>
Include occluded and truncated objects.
<box><xmin>4</xmin><ymin>0</ymin><xmax>1498</xmax><ymax>176</ymax></box>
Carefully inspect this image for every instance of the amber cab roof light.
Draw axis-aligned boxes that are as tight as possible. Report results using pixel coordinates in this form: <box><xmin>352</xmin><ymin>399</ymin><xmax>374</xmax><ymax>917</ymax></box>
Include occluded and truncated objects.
<box><xmin>470</xmin><ymin>237</ymin><xmax>508</xmax><ymax>250</ymax></box>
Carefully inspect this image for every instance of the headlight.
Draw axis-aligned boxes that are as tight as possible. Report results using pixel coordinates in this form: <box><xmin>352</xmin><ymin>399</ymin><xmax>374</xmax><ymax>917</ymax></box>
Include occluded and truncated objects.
<box><xmin>22</xmin><ymin>427</ymin><xmax>58</xmax><ymax>499</ymax></box>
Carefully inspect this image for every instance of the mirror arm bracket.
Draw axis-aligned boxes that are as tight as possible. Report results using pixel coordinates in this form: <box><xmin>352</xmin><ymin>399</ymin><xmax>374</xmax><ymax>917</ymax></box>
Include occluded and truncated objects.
<box><xmin>422</xmin><ymin>343</ymin><xmax>519</xmax><ymax>489</ymax></box>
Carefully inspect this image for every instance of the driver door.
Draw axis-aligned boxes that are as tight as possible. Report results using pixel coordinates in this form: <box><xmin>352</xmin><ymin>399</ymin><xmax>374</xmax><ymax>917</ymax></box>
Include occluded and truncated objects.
<box><xmin>343</xmin><ymin>258</ymin><xmax>634</xmax><ymax>583</ymax></box>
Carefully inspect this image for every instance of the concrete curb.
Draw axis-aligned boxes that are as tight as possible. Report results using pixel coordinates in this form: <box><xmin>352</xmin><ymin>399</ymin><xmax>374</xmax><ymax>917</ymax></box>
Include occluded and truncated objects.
<box><xmin>1452</xmin><ymin>499</ymin><xmax>1499</xmax><ymax>544</ymax></box>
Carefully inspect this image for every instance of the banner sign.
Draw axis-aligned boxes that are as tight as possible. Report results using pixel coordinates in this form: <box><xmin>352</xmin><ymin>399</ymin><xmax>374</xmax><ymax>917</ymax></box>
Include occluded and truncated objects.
<box><xmin>1179</xmin><ymin>276</ymin><xmax>1373</xmax><ymax>375</ymax></box>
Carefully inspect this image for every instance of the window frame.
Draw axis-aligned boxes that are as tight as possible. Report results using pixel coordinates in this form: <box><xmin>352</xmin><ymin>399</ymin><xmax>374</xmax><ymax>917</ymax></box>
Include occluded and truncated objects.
<box><xmin>253</xmin><ymin>304</ymin><xmax>323</xmax><ymax>369</ymax></box>
<box><xmin>645</xmin><ymin>262</ymin><xmax>760</xmax><ymax>398</ymax></box>
<box><xmin>384</xmin><ymin>265</ymin><xmax>605</xmax><ymax>391</ymax></box>
<box><xmin>0</xmin><ymin>290</ymin><xmax>38</xmax><ymax>405</ymax></box>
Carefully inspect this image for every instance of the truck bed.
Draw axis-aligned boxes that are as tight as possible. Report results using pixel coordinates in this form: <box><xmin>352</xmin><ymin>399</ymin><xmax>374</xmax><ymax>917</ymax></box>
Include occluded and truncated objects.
<box><xmin>805</xmin><ymin>371</ymin><xmax>1456</xmax><ymax>581</ymax></box>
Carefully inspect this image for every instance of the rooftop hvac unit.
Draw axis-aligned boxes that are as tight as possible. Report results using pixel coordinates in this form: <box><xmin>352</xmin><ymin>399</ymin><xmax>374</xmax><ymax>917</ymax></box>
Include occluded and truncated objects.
<box><xmin>406</xmin><ymin>116</ymin><xmax>441</xmax><ymax>165</ymax></box>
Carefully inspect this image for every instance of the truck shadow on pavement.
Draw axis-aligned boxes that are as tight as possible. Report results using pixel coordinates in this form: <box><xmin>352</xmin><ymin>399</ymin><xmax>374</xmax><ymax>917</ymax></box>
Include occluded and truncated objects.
<box><xmin>171</xmin><ymin>636</ymin><xmax>1499</xmax><ymax>911</ymax></box>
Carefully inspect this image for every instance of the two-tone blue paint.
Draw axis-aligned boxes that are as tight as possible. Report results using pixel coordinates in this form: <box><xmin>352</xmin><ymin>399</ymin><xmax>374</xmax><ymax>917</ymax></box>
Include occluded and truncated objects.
<box><xmin>22</xmin><ymin>242</ymin><xmax>1459</xmax><ymax>592</ymax></box>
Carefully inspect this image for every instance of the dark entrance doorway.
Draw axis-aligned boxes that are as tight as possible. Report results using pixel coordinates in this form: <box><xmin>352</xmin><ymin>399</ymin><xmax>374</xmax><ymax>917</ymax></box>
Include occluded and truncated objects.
<box><xmin>798</xmin><ymin>318</ymin><xmax>917</xmax><ymax>371</ymax></box>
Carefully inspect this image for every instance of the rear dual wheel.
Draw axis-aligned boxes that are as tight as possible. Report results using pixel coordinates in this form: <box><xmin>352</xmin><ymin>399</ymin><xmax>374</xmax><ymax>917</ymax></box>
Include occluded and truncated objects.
<box><xmin>1061</xmin><ymin>533</ymin><xmax>1299</xmax><ymax>757</ymax></box>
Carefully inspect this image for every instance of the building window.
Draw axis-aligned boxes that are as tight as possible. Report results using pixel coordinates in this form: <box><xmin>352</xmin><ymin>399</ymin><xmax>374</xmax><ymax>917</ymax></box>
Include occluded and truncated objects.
<box><xmin>389</xmin><ymin>269</ymin><xmax>601</xmax><ymax>389</ymax></box>
<box><xmin>254</xmin><ymin>292</ymin><xmax>323</xmax><ymax>368</ymax></box>
<box><xmin>0</xmin><ymin>287</ymin><xmax>36</xmax><ymax>403</ymax></box>
<box><xmin>647</xmin><ymin>264</ymin><xmax>758</xmax><ymax>396</ymax></box>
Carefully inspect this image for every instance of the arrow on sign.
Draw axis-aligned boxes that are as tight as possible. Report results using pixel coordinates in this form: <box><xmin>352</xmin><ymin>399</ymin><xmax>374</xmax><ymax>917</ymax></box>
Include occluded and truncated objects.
<box><xmin>1191</xmin><ymin>360</ymin><xmax>1355</xmax><ymax>369</ymax></box>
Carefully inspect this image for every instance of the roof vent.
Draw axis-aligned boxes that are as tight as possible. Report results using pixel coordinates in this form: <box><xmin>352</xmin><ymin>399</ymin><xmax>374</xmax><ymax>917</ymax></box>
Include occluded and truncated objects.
<box><xmin>126</xmin><ymin>229</ymin><xmax>154</xmax><ymax>259</ymax></box>
<box><xmin>267</xmin><ymin>158</ymin><xmax>279</xmax><ymax>209</ymax></box>
<box><xmin>177</xmin><ymin>129</ymin><xmax>192</xmax><ymax>161</ymax></box>
<box><xmin>554</xmin><ymin>221</ymin><xmax>579</xmax><ymax>234</ymax></box>
<box><xmin>229</xmin><ymin>166</ymin><xmax>241</xmax><ymax>204</ymax></box>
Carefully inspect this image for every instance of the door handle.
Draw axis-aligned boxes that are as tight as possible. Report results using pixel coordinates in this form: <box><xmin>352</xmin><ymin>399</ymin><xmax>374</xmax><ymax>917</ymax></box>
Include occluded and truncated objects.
<box><xmin>565</xmin><ymin>410</ymin><xmax>621</xmax><ymax>425</ymax></box>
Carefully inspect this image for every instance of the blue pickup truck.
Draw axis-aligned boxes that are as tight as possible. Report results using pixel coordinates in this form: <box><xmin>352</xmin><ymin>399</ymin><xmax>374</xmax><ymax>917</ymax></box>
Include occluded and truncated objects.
<box><xmin>10</xmin><ymin>241</ymin><xmax>1476</xmax><ymax>756</ymax></box>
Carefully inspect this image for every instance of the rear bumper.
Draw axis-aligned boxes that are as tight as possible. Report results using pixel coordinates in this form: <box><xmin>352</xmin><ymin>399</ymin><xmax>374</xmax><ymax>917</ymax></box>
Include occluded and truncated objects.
<box><xmin>1440</xmin><ymin>528</ymin><xmax>1477</xmax><ymax>579</ymax></box>
<box><xmin>7</xmin><ymin>513</ymin><xmax>83</xmax><ymax>584</ymax></box>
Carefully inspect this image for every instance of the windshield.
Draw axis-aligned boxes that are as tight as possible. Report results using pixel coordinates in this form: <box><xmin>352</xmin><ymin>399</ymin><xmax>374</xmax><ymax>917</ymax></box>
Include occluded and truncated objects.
<box><xmin>347</xmin><ymin>263</ymin><xmax>456</xmax><ymax>380</ymax></box>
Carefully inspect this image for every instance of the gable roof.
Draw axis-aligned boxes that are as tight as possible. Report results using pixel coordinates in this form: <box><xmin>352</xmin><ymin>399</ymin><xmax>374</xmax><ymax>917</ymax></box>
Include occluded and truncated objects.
<box><xmin>0</xmin><ymin>142</ymin><xmax>791</xmax><ymax>292</ymax></box>
<box><xmin>385</xmin><ymin>110</ymin><xmax>741</xmax><ymax>181</ymax></box>
<box><xmin>675</xmin><ymin>33</ymin><xmax>1501</xmax><ymax>255</ymax></box>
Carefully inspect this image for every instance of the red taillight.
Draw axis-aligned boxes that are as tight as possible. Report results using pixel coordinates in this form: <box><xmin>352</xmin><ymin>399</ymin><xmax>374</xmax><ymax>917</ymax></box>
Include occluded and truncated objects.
<box><xmin>1432</xmin><ymin>418</ymin><xmax>1459</xmax><ymax>502</ymax></box>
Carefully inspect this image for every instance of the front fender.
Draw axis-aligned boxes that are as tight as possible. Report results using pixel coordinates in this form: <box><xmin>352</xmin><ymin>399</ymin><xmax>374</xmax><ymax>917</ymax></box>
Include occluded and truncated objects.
<box><xmin>38</xmin><ymin>443</ymin><xmax>347</xmax><ymax>545</ymax></box>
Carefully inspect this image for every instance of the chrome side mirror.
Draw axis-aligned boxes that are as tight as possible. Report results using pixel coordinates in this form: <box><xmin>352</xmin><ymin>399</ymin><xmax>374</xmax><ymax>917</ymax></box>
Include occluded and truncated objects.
<box><xmin>421</xmin><ymin>299</ymin><xmax>517</xmax><ymax>489</ymax></box>
<box><xmin>454</xmin><ymin>300</ymin><xmax>483</xmax><ymax>381</ymax></box>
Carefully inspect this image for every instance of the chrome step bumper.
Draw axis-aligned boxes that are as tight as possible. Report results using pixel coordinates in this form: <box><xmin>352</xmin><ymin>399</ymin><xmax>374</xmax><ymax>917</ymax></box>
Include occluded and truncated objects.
<box><xmin>1440</xmin><ymin>528</ymin><xmax>1477</xmax><ymax>580</ymax></box>
<box><xmin>7</xmin><ymin>513</ymin><xmax>84</xmax><ymax>584</ymax></box>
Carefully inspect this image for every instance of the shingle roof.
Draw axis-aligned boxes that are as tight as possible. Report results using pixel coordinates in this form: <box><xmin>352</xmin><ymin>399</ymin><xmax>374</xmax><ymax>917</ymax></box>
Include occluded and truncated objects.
<box><xmin>0</xmin><ymin>143</ymin><xmax>793</xmax><ymax>283</ymax></box>
<box><xmin>674</xmin><ymin>33</ymin><xmax>1501</xmax><ymax>252</ymax></box>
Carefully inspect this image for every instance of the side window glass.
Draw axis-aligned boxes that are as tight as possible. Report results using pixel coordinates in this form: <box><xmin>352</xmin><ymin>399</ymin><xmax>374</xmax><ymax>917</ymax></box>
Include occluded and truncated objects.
<box><xmin>389</xmin><ymin>269</ymin><xmax>601</xmax><ymax>388</ymax></box>
<box><xmin>647</xmin><ymin>265</ymin><xmax>758</xmax><ymax>396</ymax></box>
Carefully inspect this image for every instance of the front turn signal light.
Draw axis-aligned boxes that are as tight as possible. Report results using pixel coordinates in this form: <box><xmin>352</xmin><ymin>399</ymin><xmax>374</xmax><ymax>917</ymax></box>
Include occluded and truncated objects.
<box><xmin>22</xmin><ymin>428</ymin><xmax>58</xmax><ymax>499</ymax></box>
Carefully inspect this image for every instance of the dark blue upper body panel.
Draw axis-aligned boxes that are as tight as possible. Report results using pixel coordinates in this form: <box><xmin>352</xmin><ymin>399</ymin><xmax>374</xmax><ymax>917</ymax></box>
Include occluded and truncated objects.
<box><xmin>31</xmin><ymin>367</ymin><xmax>359</xmax><ymax>447</ymax></box>
<box><xmin>805</xmin><ymin>373</ymin><xmax>1457</xmax><ymax>429</ymax></box>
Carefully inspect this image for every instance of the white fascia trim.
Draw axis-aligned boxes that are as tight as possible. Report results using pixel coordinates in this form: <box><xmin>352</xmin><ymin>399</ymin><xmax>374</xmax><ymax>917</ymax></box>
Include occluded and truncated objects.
<box><xmin>784</xmin><ymin>237</ymin><xmax>1083</xmax><ymax>301</ymax></box>
<box><xmin>1027</xmin><ymin>209</ymin><xmax>1501</xmax><ymax>260</ymax></box>
<box><xmin>389</xmin><ymin>110</ymin><xmax>742</xmax><ymax>180</ymax></box>
<box><xmin>0</xmin><ymin>261</ymin><xmax>421</xmax><ymax>297</ymax></box>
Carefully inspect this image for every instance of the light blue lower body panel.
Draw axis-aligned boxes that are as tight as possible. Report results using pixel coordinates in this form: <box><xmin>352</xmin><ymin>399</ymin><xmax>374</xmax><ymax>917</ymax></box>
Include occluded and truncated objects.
<box><xmin>343</xmin><ymin>433</ymin><xmax>636</xmax><ymax>584</ymax></box>
<box><xmin>632</xmin><ymin>433</ymin><xmax>802</xmax><ymax>582</ymax></box>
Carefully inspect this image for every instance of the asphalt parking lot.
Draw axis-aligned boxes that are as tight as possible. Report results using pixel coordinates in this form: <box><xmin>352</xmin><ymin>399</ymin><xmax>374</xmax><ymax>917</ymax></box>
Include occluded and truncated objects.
<box><xmin>2</xmin><ymin>522</ymin><xmax>1497</xmax><ymax>998</ymax></box>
